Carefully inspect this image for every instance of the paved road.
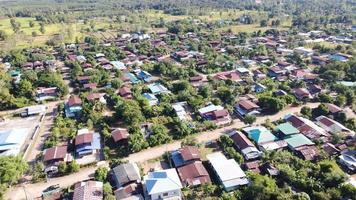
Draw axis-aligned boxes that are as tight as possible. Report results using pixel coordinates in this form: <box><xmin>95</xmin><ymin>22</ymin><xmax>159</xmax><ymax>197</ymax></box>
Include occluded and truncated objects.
<box><xmin>25</xmin><ymin>104</ymin><xmax>58</xmax><ymax>163</ymax></box>
<box><xmin>5</xmin><ymin>103</ymin><xmax>319</xmax><ymax>200</ymax></box>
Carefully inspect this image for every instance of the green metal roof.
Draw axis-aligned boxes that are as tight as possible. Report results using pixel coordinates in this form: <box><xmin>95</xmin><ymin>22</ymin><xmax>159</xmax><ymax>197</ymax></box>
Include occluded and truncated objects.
<box><xmin>276</xmin><ymin>122</ymin><xmax>299</xmax><ymax>136</ymax></box>
<box><xmin>284</xmin><ymin>134</ymin><xmax>314</xmax><ymax>148</ymax></box>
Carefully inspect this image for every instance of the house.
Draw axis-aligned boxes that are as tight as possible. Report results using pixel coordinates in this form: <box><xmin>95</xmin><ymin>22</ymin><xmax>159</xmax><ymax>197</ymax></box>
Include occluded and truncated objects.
<box><xmin>77</xmin><ymin>76</ymin><xmax>91</xmax><ymax>84</ymax></box>
<box><xmin>285</xmin><ymin>114</ymin><xmax>329</xmax><ymax>140</ymax></box>
<box><xmin>242</xmin><ymin>161</ymin><xmax>261</xmax><ymax>174</ymax></box>
<box><xmin>65</xmin><ymin>95</ymin><xmax>82</xmax><ymax>117</ymax></box>
<box><xmin>75</xmin><ymin>130</ymin><xmax>101</xmax><ymax>158</ymax></box>
<box><xmin>73</xmin><ymin>181</ymin><xmax>103</xmax><ymax>200</ymax></box>
<box><xmin>86</xmin><ymin>93</ymin><xmax>107</xmax><ymax>104</ymax></box>
<box><xmin>0</xmin><ymin>128</ymin><xmax>29</xmax><ymax>156</ymax></box>
<box><xmin>43</xmin><ymin>145</ymin><xmax>71</xmax><ymax>165</ymax></box>
<box><xmin>275</xmin><ymin>122</ymin><xmax>300</xmax><ymax>138</ymax></box>
<box><xmin>111</xmin><ymin>61</ymin><xmax>126</xmax><ymax>70</ymax></box>
<box><xmin>322</xmin><ymin>143</ymin><xmax>340</xmax><ymax>156</ymax></box>
<box><xmin>136</xmin><ymin>70</ymin><xmax>152</xmax><ymax>83</ymax></box>
<box><xmin>198</xmin><ymin>104</ymin><xmax>231</xmax><ymax>126</ymax></box>
<box><xmin>172</xmin><ymin>102</ymin><xmax>189</xmax><ymax>121</ymax></box>
<box><xmin>294</xmin><ymin>47</ymin><xmax>314</xmax><ymax>57</ymax></box>
<box><xmin>308</xmin><ymin>84</ymin><xmax>322</xmax><ymax>97</ymax></box>
<box><xmin>273</xmin><ymin>90</ymin><xmax>287</xmax><ymax>97</ymax></box>
<box><xmin>114</xmin><ymin>185</ymin><xmax>143</xmax><ymax>200</ymax></box>
<box><xmin>284</xmin><ymin>133</ymin><xmax>317</xmax><ymax>160</ymax></box>
<box><xmin>214</xmin><ymin>71</ymin><xmax>242</xmax><ymax>82</ymax></box>
<box><xmin>123</xmin><ymin>73</ymin><xmax>141</xmax><ymax>84</ymax></box>
<box><xmin>111</xmin><ymin>163</ymin><xmax>141</xmax><ymax>188</ymax></box>
<box><xmin>325</xmin><ymin>103</ymin><xmax>342</xmax><ymax>115</ymax></box>
<box><xmin>236</xmin><ymin>67</ymin><xmax>252</xmax><ymax>77</ymax></box>
<box><xmin>207</xmin><ymin>152</ymin><xmax>249</xmax><ymax>191</ymax></box>
<box><xmin>177</xmin><ymin>161</ymin><xmax>211</xmax><ymax>187</ymax></box>
<box><xmin>242</xmin><ymin>126</ymin><xmax>277</xmax><ymax>145</ymax></box>
<box><xmin>144</xmin><ymin>168</ymin><xmax>183</xmax><ymax>200</ymax></box>
<box><xmin>258</xmin><ymin>140</ymin><xmax>288</xmax><ymax>151</ymax></box>
<box><xmin>254</xmin><ymin>83</ymin><xmax>267</xmax><ymax>93</ymax></box>
<box><xmin>111</xmin><ymin>128</ymin><xmax>130</xmax><ymax>143</ymax></box>
<box><xmin>189</xmin><ymin>75</ymin><xmax>205</xmax><ymax>87</ymax></box>
<box><xmin>316</xmin><ymin>116</ymin><xmax>354</xmax><ymax>135</ymax></box>
<box><xmin>142</xmin><ymin>93</ymin><xmax>158</xmax><ymax>106</ymax></box>
<box><xmin>267</xmin><ymin>66</ymin><xmax>286</xmax><ymax>78</ymax></box>
<box><xmin>21</xmin><ymin>105</ymin><xmax>46</xmax><ymax>117</ymax></box>
<box><xmin>234</xmin><ymin>99</ymin><xmax>260</xmax><ymax>117</ymax></box>
<box><xmin>83</xmin><ymin>83</ymin><xmax>97</xmax><ymax>91</ymax></box>
<box><xmin>231</xmin><ymin>131</ymin><xmax>262</xmax><ymax>160</ymax></box>
<box><xmin>338</xmin><ymin>150</ymin><xmax>356</xmax><ymax>172</ymax></box>
<box><xmin>293</xmin><ymin>88</ymin><xmax>312</xmax><ymax>101</ymax></box>
<box><xmin>148</xmin><ymin>83</ymin><xmax>170</xmax><ymax>94</ymax></box>
<box><xmin>171</xmin><ymin>146</ymin><xmax>202</xmax><ymax>167</ymax></box>
<box><xmin>36</xmin><ymin>87</ymin><xmax>58</xmax><ymax>101</ymax></box>
<box><xmin>119</xmin><ymin>87</ymin><xmax>133</xmax><ymax>99</ymax></box>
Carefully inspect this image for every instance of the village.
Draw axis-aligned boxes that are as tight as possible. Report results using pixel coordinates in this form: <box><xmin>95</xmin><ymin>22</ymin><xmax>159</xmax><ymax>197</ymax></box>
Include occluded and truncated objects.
<box><xmin>0</xmin><ymin>18</ymin><xmax>355</xmax><ymax>200</ymax></box>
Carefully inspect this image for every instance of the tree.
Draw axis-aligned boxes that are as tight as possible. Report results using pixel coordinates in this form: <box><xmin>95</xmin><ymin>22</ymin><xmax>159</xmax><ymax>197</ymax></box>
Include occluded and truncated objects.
<box><xmin>301</xmin><ymin>106</ymin><xmax>312</xmax><ymax>119</ymax></box>
<box><xmin>94</xmin><ymin>167</ymin><xmax>108</xmax><ymax>182</ymax></box>
<box><xmin>334</xmin><ymin>95</ymin><xmax>346</xmax><ymax>107</ymax></box>
<box><xmin>318</xmin><ymin>93</ymin><xmax>333</xmax><ymax>103</ymax></box>
<box><xmin>37</xmin><ymin>71</ymin><xmax>68</xmax><ymax>96</ymax></box>
<box><xmin>148</xmin><ymin>124</ymin><xmax>172</xmax><ymax>146</ymax></box>
<box><xmin>67</xmin><ymin>160</ymin><xmax>80</xmax><ymax>173</ymax></box>
<box><xmin>17</xmin><ymin>79</ymin><xmax>33</xmax><ymax>99</ymax></box>
<box><xmin>258</xmin><ymin>96</ymin><xmax>286</xmax><ymax>113</ymax></box>
<box><xmin>39</xmin><ymin>22</ymin><xmax>46</xmax><ymax>34</ymax></box>
<box><xmin>31</xmin><ymin>31</ymin><xmax>38</xmax><ymax>37</ymax></box>
<box><xmin>29</xmin><ymin>21</ymin><xmax>35</xmax><ymax>27</ymax></box>
<box><xmin>0</xmin><ymin>156</ymin><xmax>28</xmax><ymax>185</ymax></box>
<box><xmin>128</xmin><ymin>127</ymin><xmax>149</xmax><ymax>153</ymax></box>
<box><xmin>0</xmin><ymin>30</ymin><xmax>7</xmax><ymax>41</ymax></box>
<box><xmin>58</xmin><ymin>161</ymin><xmax>67</xmax><ymax>174</ymax></box>
<box><xmin>10</xmin><ymin>18</ymin><xmax>21</xmax><ymax>33</ymax></box>
<box><xmin>242</xmin><ymin>174</ymin><xmax>279</xmax><ymax>200</ymax></box>
<box><xmin>244</xmin><ymin>114</ymin><xmax>256</xmax><ymax>125</ymax></box>
<box><xmin>260</xmin><ymin>19</ymin><xmax>268</xmax><ymax>27</ymax></box>
<box><xmin>116</xmin><ymin>100</ymin><xmax>144</xmax><ymax>126</ymax></box>
<box><xmin>312</xmin><ymin>104</ymin><xmax>329</xmax><ymax>118</ymax></box>
<box><xmin>103</xmin><ymin>182</ymin><xmax>115</xmax><ymax>200</ymax></box>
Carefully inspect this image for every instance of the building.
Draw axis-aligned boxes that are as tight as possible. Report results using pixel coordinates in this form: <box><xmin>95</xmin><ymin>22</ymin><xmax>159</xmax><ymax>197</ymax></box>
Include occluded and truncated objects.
<box><xmin>65</xmin><ymin>95</ymin><xmax>82</xmax><ymax>118</ymax></box>
<box><xmin>275</xmin><ymin>122</ymin><xmax>300</xmax><ymax>138</ymax></box>
<box><xmin>36</xmin><ymin>87</ymin><xmax>58</xmax><ymax>101</ymax></box>
<box><xmin>294</xmin><ymin>47</ymin><xmax>314</xmax><ymax>57</ymax></box>
<box><xmin>142</xmin><ymin>93</ymin><xmax>159</xmax><ymax>106</ymax></box>
<box><xmin>136</xmin><ymin>70</ymin><xmax>152</xmax><ymax>82</ymax></box>
<box><xmin>75</xmin><ymin>130</ymin><xmax>101</xmax><ymax>158</ymax></box>
<box><xmin>198</xmin><ymin>103</ymin><xmax>231</xmax><ymax>126</ymax></box>
<box><xmin>172</xmin><ymin>102</ymin><xmax>189</xmax><ymax>121</ymax></box>
<box><xmin>285</xmin><ymin>114</ymin><xmax>329</xmax><ymax>140</ymax></box>
<box><xmin>144</xmin><ymin>168</ymin><xmax>183</xmax><ymax>200</ymax></box>
<box><xmin>112</xmin><ymin>163</ymin><xmax>141</xmax><ymax>188</ymax></box>
<box><xmin>43</xmin><ymin>145</ymin><xmax>71</xmax><ymax>165</ymax></box>
<box><xmin>254</xmin><ymin>83</ymin><xmax>267</xmax><ymax>93</ymax></box>
<box><xmin>242</xmin><ymin>126</ymin><xmax>277</xmax><ymax>145</ymax></box>
<box><xmin>293</xmin><ymin>88</ymin><xmax>312</xmax><ymax>100</ymax></box>
<box><xmin>87</xmin><ymin>93</ymin><xmax>107</xmax><ymax>104</ymax></box>
<box><xmin>177</xmin><ymin>161</ymin><xmax>211</xmax><ymax>187</ymax></box>
<box><xmin>234</xmin><ymin>99</ymin><xmax>260</xmax><ymax>117</ymax></box>
<box><xmin>171</xmin><ymin>146</ymin><xmax>202</xmax><ymax>167</ymax></box>
<box><xmin>316</xmin><ymin>116</ymin><xmax>354</xmax><ymax>135</ymax></box>
<box><xmin>231</xmin><ymin>131</ymin><xmax>262</xmax><ymax>160</ymax></box>
<box><xmin>207</xmin><ymin>152</ymin><xmax>249</xmax><ymax>191</ymax></box>
<box><xmin>73</xmin><ymin>181</ymin><xmax>103</xmax><ymax>200</ymax></box>
<box><xmin>284</xmin><ymin>133</ymin><xmax>318</xmax><ymax>160</ymax></box>
<box><xmin>0</xmin><ymin>128</ymin><xmax>29</xmax><ymax>156</ymax></box>
<box><xmin>111</xmin><ymin>128</ymin><xmax>130</xmax><ymax>143</ymax></box>
<box><xmin>119</xmin><ymin>87</ymin><xmax>133</xmax><ymax>99</ymax></box>
<box><xmin>148</xmin><ymin>83</ymin><xmax>170</xmax><ymax>94</ymax></box>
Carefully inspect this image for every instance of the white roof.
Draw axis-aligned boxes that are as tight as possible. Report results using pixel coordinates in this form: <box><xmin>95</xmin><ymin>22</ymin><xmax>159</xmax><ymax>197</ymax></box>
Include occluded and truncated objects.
<box><xmin>26</xmin><ymin>105</ymin><xmax>46</xmax><ymax>115</ymax></box>
<box><xmin>198</xmin><ymin>104</ymin><xmax>224</xmax><ymax>114</ymax></box>
<box><xmin>0</xmin><ymin>128</ymin><xmax>29</xmax><ymax>156</ymax></box>
<box><xmin>207</xmin><ymin>152</ymin><xmax>247</xmax><ymax>185</ymax></box>
<box><xmin>77</xmin><ymin>128</ymin><xmax>90</xmax><ymax>135</ymax></box>
<box><xmin>144</xmin><ymin>168</ymin><xmax>182</xmax><ymax>195</ymax></box>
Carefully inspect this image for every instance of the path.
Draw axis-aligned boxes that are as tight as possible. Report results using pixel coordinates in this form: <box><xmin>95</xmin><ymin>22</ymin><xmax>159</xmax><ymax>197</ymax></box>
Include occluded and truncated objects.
<box><xmin>5</xmin><ymin>103</ymin><xmax>319</xmax><ymax>200</ymax></box>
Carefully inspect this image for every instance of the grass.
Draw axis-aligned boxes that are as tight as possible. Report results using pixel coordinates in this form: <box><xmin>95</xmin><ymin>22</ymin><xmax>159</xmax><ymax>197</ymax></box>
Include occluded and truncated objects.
<box><xmin>218</xmin><ymin>24</ymin><xmax>289</xmax><ymax>33</ymax></box>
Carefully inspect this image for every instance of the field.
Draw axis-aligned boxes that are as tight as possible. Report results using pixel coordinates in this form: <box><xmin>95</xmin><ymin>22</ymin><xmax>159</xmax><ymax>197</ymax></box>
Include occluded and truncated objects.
<box><xmin>0</xmin><ymin>9</ymin><xmax>291</xmax><ymax>50</ymax></box>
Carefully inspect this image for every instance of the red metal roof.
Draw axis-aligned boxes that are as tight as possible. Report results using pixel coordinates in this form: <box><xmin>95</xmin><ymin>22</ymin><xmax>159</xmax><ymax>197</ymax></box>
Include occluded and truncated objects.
<box><xmin>43</xmin><ymin>146</ymin><xmax>68</xmax><ymax>162</ymax></box>
<box><xmin>68</xmin><ymin>95</ymin><xmax>82</xmax><ymax>107</ymax></box>
<box><xmin>238</xmin><ymin>100</ymin><xmax>259</xmax><ymax>110</ymax></box>
<box><xmin>180</xmin><ymin>146</ymin><xmax>201</xmax><ymax>162</ymax></box>
<box><xmin>177</xmin><ymin>161</ymin><xmax>211</xmax><ymax>186</ymax></box>
<box><xmin>75</xmin><ymin>133</ymin><xmax>93</xmax><ymax>146</ymax></box>
<box><xmin>111</xmin><ymin>128</ymin><xmax>129</xmax><ymax>142</ymax></box>
<box><xmin>231</xmin><ymin>132</ymin><xmax>255</xmax><ymax>150</ymax></box>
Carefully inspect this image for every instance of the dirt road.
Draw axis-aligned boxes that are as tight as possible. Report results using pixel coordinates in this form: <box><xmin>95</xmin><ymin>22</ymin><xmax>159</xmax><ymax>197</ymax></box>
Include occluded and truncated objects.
<box><xmin>5</xmin><ymin>103</ymin><xmax>319</xmax><ymax>200</ymax></box>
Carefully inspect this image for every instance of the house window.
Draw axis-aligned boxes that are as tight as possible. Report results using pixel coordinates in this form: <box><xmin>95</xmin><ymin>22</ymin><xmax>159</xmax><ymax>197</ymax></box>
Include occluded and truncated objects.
<box><xmin>163</xmin><ymin>193</ymin><xmax>169</xmax><ymax>197</ymax></box>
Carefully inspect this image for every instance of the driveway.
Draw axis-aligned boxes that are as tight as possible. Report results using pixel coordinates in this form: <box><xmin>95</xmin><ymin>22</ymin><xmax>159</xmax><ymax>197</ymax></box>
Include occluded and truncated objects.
<box><xmin>5</xmin><ymin>103</ymin><xmax>319</xmax><ymax>200</ymax></box>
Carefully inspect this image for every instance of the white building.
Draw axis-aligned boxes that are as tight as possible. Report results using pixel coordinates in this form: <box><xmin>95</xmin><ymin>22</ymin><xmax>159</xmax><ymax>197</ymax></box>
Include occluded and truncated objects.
<box><xmin>0</xmin><ymin>128</ymin><xmax>29</xmax><ymax>156</ymax></box>
<box><xmin>144</xmin><ymin>168</ymin><xmax>183</xmax><ymax>200</ymax></box>
<box><xmin>207</xmin><ymin>152</ymin><xmax>249</xmax><ymax>191</ymax></box>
